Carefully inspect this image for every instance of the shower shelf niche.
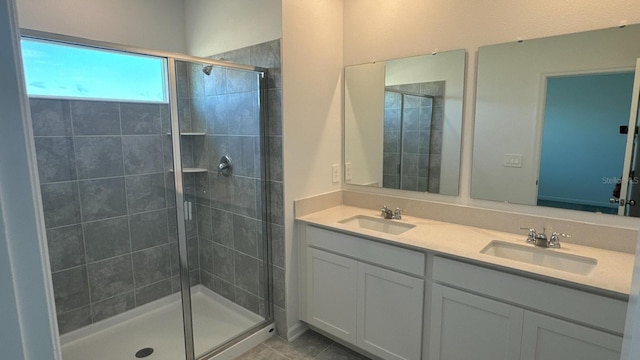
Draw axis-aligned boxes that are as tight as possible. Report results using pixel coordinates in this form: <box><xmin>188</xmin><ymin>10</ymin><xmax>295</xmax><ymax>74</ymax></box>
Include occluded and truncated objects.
<box><xmin>166</xmin><ymin>132</ymin><xmax>208</xmax><ymax>174</ymax></box>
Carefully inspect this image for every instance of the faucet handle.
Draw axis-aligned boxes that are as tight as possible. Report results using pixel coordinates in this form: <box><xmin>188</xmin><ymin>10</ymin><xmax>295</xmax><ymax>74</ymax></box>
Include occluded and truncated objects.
<box><xmin>380</xmin><ymin>205</ymin><xmax>392</xmax><ymax>219</ymax></box>
<box><xmin>393</xmin><ymin>208</ymin><xmax>403</xmax><ymax>219</ymax></box>
<box><xmin>549</xmin><ymin>232</ymin><xmax>571</xmax><ymax>248</ymax></box>
<box><xmin>520</xmin><ymin>227</ymin><xmax>537</xmax><ymax>243</ymax></box>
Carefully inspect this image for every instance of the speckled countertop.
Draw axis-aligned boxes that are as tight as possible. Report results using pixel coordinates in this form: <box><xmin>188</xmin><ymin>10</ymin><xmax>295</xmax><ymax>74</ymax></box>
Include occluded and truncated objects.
<box><xmin>297</xmin><ymin>205</ymin><xmax>635</xmax><ymax>298</ymax></box>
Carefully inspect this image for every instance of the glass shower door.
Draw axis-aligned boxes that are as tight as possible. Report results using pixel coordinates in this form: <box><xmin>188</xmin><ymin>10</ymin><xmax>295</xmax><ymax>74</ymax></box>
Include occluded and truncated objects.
<box><xmin>171</xmin><ymin>59</ymin><xmax>269</xmax><ymax>358</ymax></box>
<box><xmin>22</xmin><ymin>36</ymin><xmax>188</xmax><ymax>360</ymax></box>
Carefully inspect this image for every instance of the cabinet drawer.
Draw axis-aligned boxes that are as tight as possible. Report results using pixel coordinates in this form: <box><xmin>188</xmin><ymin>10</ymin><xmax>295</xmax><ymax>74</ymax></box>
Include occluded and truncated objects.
<box><xmin>307</xmin><ymin>226</ymin><xmax>425</xmax><ymax>276</ymax></box>
<box><xmin>432</xmin><ymin>257</ymin><xmax>627</xmax><ymax>334</ymax></box>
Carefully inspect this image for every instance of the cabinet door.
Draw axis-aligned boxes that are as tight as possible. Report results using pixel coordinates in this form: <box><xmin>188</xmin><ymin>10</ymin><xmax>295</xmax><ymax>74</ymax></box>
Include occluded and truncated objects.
<box><xmin>429</xmin><ymin>284</ymin><xmax>524</xmax><ymax>360</ymax></box>
<box><xmin>520</xmin><ymin>311</ymin><xmax>622</xmax><ymax>360</ymax></box>
<box><xmin>357</xmin><ymin>262</ymin><xmax>424</xmax><ymax>360</ymax></box>
<box><xmin>306</xmin><ymin>248</ymin><xmax>358</xmax><ymax>343</ymax></box>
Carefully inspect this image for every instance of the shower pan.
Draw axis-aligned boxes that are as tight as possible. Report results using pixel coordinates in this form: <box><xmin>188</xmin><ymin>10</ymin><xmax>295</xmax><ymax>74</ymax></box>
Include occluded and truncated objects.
<box><xmin>22</xmin><ymin>30</ymin><xmax>274</xmax><ymax>360</ymax></box>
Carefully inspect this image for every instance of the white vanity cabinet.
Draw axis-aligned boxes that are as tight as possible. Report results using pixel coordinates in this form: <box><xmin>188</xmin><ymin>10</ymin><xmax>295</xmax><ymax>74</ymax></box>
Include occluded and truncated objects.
<box><xmin>520</xmin><ymin>312</ymin><xmax>621</xmax><ymax>360</ymax></box>
<box><xmin>356</xmin><ymin>262</ymin><xmax>424</xmax><ymax>360</ymax></box>
<box><xmin>306</xmin><ymin>247</ymin><xmax>358</xmax><ymax>343</ymax></box>
<box><xmin>303</xmin><ymin>226</ymin><xmax>425</xmax><ymax>360</ymax></box>
<box><xmin>429</xmin><ymin>257</ymin><xmax>625</xmax><ymax>360</ymax></box>
<box><xmin>429</xmin><ymin>284</ymin><xmax>524</xmax><ymax>359</ymax></box>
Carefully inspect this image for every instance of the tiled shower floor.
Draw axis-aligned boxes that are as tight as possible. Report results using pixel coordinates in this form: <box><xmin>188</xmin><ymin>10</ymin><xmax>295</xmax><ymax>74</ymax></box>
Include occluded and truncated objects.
<box><xmin>61</xmin><ymin>288</ymin><xmax>263</xmax><ymax>360</ymax></box>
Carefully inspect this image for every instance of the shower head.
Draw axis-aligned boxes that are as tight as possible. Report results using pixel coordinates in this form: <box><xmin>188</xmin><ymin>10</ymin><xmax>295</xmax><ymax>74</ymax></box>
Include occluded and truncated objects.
<box><xmin>202</xmin><ymin>65</ymin><xmax>213</xmax><ymax>76</ymax></box>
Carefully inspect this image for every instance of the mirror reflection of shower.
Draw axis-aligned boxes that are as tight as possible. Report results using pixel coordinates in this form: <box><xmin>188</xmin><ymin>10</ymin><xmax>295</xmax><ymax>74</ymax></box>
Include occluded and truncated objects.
<box><xmin>382</xmin><ymin>81</ymin><xmax>445</xmax><ymax>192</ymax></box>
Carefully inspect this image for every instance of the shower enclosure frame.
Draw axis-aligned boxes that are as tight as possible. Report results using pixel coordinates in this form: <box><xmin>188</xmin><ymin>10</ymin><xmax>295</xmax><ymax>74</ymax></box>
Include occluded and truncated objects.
<box><xmin>20</xmin><ymin>28</ymin><xmax>274</xmax><ymax>360</ymax></box>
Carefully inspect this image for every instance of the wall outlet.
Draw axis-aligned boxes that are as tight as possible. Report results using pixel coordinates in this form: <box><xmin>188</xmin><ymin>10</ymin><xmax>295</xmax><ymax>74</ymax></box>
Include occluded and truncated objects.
<box><xmin>503</xmin><ymin>154</ymin><xmax>523</xmax><ymax>168</ymax></box>
<box><xmin>332</xmin><ymin>164</ymin><xmax>340</xmax><ymax>183</ymax></box>
<box><xmin>345</xmin><ymin>162</ymin><xmax>352</xmax><ymax>181</ymax></box>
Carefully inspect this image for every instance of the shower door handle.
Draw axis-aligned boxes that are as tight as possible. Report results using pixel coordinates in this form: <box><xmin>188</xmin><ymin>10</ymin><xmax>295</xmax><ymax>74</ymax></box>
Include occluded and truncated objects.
<box><xmin>184</xmin><ymin>201</ymin><xmax>192</xmax><ymax>220</ymax></box>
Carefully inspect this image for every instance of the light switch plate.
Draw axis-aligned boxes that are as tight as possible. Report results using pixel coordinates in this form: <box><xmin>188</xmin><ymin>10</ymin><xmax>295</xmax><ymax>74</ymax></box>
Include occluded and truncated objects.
<box><xmin>332</xmin><ymin>164</ymin><xmax>339</xmax><ymax>183</ymax></box>
<box><xmin>503</xmin><ymin>154</ymin><xmax>523</xmax><ymax>168</ymax></box>
<box><xmin>345</xmin><ymin>162</ymin><xmax>352</xmax><ymax>181</ymax></box>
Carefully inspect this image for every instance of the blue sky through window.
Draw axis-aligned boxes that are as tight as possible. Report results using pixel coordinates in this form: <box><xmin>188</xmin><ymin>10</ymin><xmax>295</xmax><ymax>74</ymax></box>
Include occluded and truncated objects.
<box><xmin>21</xmin><ymin>38</ymin><xmax>167</xmax><ymax>103</ymax></box>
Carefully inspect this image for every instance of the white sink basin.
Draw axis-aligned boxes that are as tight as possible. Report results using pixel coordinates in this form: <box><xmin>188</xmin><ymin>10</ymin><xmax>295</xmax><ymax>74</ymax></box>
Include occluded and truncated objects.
<box><xmin>339</xmin><ymin>215</ymin><xmax>416</xmax><ymax>235</ymax></box>
<box><xmin>480</xmin><ymin>240</ymin><xmax>597</xmax><ymax>275</ymax></box>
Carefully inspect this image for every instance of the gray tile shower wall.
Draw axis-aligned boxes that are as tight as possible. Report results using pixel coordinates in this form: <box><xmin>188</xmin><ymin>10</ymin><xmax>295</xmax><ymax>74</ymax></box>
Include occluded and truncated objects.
<box><xmin>31</xmin><ymin>98</ymin><xmax>184</xmax><ymax>334</ymax></box>
<box><xmin>181</xmin><ymin>59</ymin><xmax>266</xmax><ymax>310</ymax></box>
<box><xmin>191</xmin><ymin>39</ymin><xmax>285</xmax><ymax>336</ymax></box>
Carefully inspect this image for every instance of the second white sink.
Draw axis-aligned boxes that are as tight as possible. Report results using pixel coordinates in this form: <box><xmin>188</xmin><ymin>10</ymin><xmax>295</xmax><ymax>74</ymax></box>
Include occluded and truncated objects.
<box><xmin>339</xmin><ymin>215</ymin><xmax>415</xmax><ymax>235</ymax></box>
<box><xmin>480</xmin><ymin>240</ymin><xmax>597</xmax><ymax>275</ymax></box>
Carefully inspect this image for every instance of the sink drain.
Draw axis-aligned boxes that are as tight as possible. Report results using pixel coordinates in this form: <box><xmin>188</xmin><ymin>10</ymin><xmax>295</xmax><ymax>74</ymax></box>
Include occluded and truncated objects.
<box><xmin>135</xmin><ymin>348</ymin><xmax>154</xmax><ymax>358</ymax></box>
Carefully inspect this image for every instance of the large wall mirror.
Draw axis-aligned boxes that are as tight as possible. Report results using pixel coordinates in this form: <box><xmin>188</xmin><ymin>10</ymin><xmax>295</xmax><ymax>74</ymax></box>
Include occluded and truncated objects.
<box><xmin>344</xmin><ymin>50</ymin><xmax>465</xmax><ymax>196</ymax></box>
<box><xmin>472</xmin><ymin>24</ymin><xmax>640</xmax><ymax>216</ymax></box>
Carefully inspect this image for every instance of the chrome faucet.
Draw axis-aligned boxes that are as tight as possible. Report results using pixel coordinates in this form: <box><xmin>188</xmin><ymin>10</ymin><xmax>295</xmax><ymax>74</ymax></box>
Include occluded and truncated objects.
<box><xmin>380</xmin><ymin>205</ymin><xmax>403</xmax><ymax>220</ymax></box>
<box><xmin>520</xmin><ymin>227</ymin><xmax>537</xmax><ymax>244</ymax></box>
<box><xmin>535</xmin><ymin>227</ymin><xmax>548</xmax><ymax>247</ymax></box>
<box><xmin>380</xmin><ymin>205</ymin><xmax>394</xmax><ymax>219</ymax></box>
<box><xmin>520</xmin><ymin>227</ymin><xmax>569</xmax><ymax>248</ymax></box>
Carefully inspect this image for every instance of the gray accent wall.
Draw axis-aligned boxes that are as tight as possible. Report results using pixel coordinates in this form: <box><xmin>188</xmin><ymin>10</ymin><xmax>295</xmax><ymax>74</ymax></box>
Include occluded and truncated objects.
<box><xmin>30</xmin><ymin>98</ymin><xmax>181</xmax><ymax>334</ymax></box>
<box><xmin>193</xmin><ymin>39</ymin><xmax>285</xmax><ymax>335</ymax></box>
<box><xmin>175</xmin><ymin>57</ymin><xmax>266</xmax><ymax>317</ymax></box>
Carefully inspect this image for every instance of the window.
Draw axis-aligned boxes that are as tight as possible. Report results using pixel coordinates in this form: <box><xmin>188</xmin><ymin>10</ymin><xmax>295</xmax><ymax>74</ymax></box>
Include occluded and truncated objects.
<box><xmin>21</xmin><ymin>38</ymin><xmax>168</xmax><ymax>103</ymax></box>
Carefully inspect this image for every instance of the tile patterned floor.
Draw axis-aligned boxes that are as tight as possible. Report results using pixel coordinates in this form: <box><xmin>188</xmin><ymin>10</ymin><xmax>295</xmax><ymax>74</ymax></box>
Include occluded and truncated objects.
<box><xmin>236</xmin><ymin>330</ymin><xmax>371</xmax><ymax>360</ymax></box>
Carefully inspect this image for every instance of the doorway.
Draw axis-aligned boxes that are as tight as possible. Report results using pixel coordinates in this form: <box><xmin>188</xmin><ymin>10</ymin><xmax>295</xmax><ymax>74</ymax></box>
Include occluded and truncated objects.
<box><xmin>537</xmin><ymin>71</ymin><xmax>635</xmax><ymax>214</ymax></box>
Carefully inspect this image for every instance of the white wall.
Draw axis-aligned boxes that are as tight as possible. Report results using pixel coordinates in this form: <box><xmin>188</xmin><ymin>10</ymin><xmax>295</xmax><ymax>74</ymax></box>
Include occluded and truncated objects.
<box><xmin>385</xmin><ymin>51</ymin><xmax>465</xmax><ymax>195</ymax></box>
<box><xmin>0</xmin><ymin>0</ymin><xmax>60</xmax><ymax>359</ymax></box>
<box><xmin>472</xmin><ymin>26</ymin><xmax>640</xmax><ymax>205</ymax></box>
<box><xmin>342</xmin><ymin>0</ymin><xmax>640</xmax><ymax>229</ymax></box>
<box><xmin>184</xmin><ymin>0</ymin><xmax>282</xmax><ymax>57</ymax></box>
<box><xmin>281</xmin><ymin>0</ymin><xmax>343</xmax><ymax>337</ymax></box>
<box><xmin>344</xmin><ymin>62</ymin><xmax>385</xmax><ymax>186</ymax></box>
<box><xmin>16</xmin><ymin>0</ymin><xmax>187</xmax><ymax>53</ymax></box>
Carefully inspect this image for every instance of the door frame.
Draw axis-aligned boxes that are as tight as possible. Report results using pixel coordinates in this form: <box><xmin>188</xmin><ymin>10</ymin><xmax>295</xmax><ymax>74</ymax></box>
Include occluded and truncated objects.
<box><xmin>619</xmin><ymin>59</ymin><xmax>640</xmax><ymax>215</ymax></box>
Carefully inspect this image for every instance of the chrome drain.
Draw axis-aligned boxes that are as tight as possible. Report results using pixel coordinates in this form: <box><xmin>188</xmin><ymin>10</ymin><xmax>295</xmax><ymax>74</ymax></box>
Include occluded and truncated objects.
<box><xmin>135</xmin><ymin>348</ymin><xmax>154</xmax><ymax>358</ymax></box>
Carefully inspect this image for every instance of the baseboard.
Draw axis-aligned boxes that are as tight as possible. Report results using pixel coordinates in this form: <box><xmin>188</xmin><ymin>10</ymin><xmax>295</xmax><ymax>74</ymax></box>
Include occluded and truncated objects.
<box><xmin>286</xmin><ymin>321</ymin><xmax>308</xmax><ymax>341</ymax></box>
